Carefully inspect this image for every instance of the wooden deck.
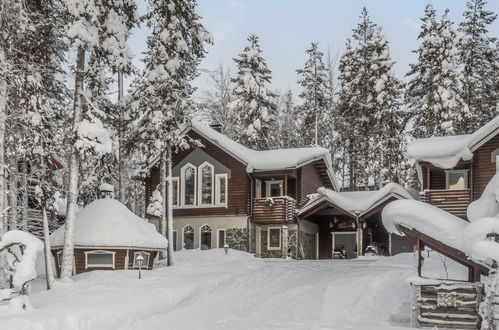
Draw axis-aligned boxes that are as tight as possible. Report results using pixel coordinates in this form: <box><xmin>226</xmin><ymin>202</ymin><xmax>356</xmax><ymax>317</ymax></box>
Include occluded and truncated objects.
<box><xmin>420</xmin><ymin>189</ymin><xmax>471</xmax><ymax>219</ymax></box>
<box><xmin>252</xmin><ymin>197</ymin><xmax>296</xmax><ymax>224</ymax></box>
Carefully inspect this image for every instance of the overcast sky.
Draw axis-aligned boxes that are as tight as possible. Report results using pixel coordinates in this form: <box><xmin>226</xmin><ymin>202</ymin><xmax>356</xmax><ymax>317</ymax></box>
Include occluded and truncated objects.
<box><xmin>126</xmin><ymin>0</ymin><xmax>499</xmax><ymax>100</ymax></box>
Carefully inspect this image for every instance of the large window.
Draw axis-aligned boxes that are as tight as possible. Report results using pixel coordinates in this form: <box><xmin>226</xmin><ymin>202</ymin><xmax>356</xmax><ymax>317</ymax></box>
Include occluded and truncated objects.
<box><xmin>266</xmin><ymin>180</ymin><xmax>283</xmax><ymax>197</ymax></box>
<box><xmin>445</xmin><ymin>170</ymin><xmax>468</xmax><ymax>190</ymax></box>
<box><xmin>85</xmin><ymin>250</ymin><xmax>115</xmax><ymax>269</ymax></box>
<box><xmin>215</xmin><ymin>174</ymin><xmax>228</xmax><ymax>206</ymax></box>
<box><xmin>181</xmin><ymin>164</ymin><xmax>197</xmax><ymax>206</ymax></box>
<box><xmin>198</xmin><ymin>162</ymin><xmax>214</xmax><ymax>205</ymax></box>
<box><xmin>183</xmin><ymin>225</ymin><xmax>195</xmax><ymax>250</ymax></box>
<box><xmin>133</xmin><ymin>251</ymin><xmax>150</xmax><ymax>268</ymax></box>
<box><xmin>200</xmin><ymin>224</ymin><xmax>212</xmax><ymax>250</ymax></box>
<box><xmin>267</xmin><ymin>227</ymin><xmax>281</xmax><ymax>250</ymax></box>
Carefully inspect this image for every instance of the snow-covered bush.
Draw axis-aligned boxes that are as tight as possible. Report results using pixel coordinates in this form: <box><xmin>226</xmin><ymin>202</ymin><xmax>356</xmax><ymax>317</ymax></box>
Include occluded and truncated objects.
<box><xmin>147</xmin><ymin>189</ymin><xmax>163</xmax><ymax>217</ymax></box>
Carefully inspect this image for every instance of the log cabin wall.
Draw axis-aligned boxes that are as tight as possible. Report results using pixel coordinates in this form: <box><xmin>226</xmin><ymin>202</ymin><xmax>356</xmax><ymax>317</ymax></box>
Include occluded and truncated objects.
<box><xmin>472</xmin><ymin>133</ymin><xmax>499</xmax><ymax>200</ymax></box>
<box><xmin>297</xmin><ymin>163</ymin><xmax>329</xmax><ymax>205</ymax></box>
<box><xmin>145</xmin><ymin>130</ymin><xmax>251</xmax><ymax>217</ymax></box>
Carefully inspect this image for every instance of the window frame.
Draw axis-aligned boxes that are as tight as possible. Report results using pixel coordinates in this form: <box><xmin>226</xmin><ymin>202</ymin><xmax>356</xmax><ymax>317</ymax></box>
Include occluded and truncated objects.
<box><xmin>133</xmin><ymin>251</ymin><xmax>151</xmax><ymax>269</ymax></box>
<box><xmin>255</xmin><ymin>179</ymin><xmax>262</xmax><ymax>198</ymax></box>
<box><xmin>180</xmin><ymin>163</ymin><xmax>197</xmax><ymax>207</ymax></box>
<box><xmin>265</xmin><ymin>180</ymin><xmax>284</xmax><ymax>197</ymax></box>
<box><xmin>199</xmin><ymin>224</ymin><xmax>212</xmax><ymax>250</ymax></box>
<box><xmin>197</xmin><ymin>162</ymin><xmax>215</xmax><ymax>206</ymax></box>
<box><xmin>183</xmin><ymin>224</ymin><xmax>195</xmax><ymax>250</ymax></box>
<box><xmin>215</xmin><ymin>173</ymin><xmax>228</xmax><ymax>207</ymax></box>
<box><xmin>84</xmin><ymin>250</ymin><xmax>116</xmax><ymax>269</ymax></box>
<box><xmin>217</xmin><ymin>229</ymin><xmax>226</xmax><ymax>248</ymax></box>
<box><xmin>267</xmin><ymin>227</ymin><xmax>282</xmax><ymax>250</ymax></box>
<box><xmin>445</xmin><ymin>169</ymin><xmax>469</xmax><ymax>190</ymax></box>
<box><xmin>171</xmin><ymin>177</ymin><xmax>179</xmax><ymax>207</ymax></box>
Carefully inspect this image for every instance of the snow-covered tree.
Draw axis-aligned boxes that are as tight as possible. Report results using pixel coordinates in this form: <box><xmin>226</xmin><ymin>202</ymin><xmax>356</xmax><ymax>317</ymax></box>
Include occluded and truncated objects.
<box><xmin>296</xmin><ymin>42</ymin><xmax>331</xmax><ymax>147</ymax></box>
<box><xmin>130</xmin><ymin>0</ymin><xmax>211</xmax><ymax>265</ymax></box>
<box><xmin>458</xmin><ymin>0</ymin><xmax>498</xmax><ymax>129</ymax></box>
<box><xmin>406</xmin><ymin>5</ymin><xmax>469</xmax><ymax>138</ymax></box>
<box><xmin>231</xmin><ymin>34</ymin><xmax>277</xmax><ymax>150</ymax></box>
<box><xmin>277</xmin><ymin>91</ymin><xmax>301</xmax><ymax>148</ymax></box>
<box><xmin>146</xmin><ymin>189</ymin><xmax>162</xmax><ymax>218</ymax></box>
<box><xmin>59</xmin><ymin>0</ymin><xmax>137</xmax><ymax>280</ymax></box>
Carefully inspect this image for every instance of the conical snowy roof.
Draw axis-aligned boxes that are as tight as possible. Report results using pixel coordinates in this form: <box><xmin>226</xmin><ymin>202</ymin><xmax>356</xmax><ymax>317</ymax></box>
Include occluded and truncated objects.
<box><xmin>50</xmin><ymin>199</ymin><xmax>167</xmax><ymax>250</ymax></box>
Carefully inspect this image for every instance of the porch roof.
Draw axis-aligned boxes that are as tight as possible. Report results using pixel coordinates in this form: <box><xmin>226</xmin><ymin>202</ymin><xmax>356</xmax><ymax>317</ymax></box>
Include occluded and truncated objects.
<box><xmin>298</xmin><ymin>183</ymin><xmax>415</xmax><ymax>219</ymax></box>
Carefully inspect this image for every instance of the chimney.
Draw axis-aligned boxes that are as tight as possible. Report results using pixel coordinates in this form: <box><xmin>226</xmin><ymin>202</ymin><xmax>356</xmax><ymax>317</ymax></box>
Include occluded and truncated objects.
<box><xmin>209</xmin><ymin>122</ymin><xmax>223</xmax><ymax>133</ymax></box>
<box><xmin>99</xmin><ymin>183</ymin><xmax>115</xmax><ymax>199</ymax></box>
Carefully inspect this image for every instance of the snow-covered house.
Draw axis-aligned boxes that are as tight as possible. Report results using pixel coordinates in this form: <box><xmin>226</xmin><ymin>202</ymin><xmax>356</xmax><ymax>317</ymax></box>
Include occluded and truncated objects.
<box><xmin>50</xmin><ymin>196</ymin><xmax>167</xmax><ymax>275</ymax></box>
<box><xmin>408</xmin><ymin>115</ymin><xmax>499</xmax><ymax>219</ymax></box>
<box><xmin>145</xmin><ymin>121</ymin><xmax>414</xmax><ymax>259</ymax></box>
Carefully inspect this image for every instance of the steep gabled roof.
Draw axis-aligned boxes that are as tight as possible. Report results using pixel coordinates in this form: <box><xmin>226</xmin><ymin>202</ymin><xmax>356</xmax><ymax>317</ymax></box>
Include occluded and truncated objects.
<box><xmin>298</xmin><ymin>183</ymin><xmax>414</xmax><ymax>219</ymax></box>
<box><xmin>407</xmin><ymin>115</ymin><xmax>499</xmax><ymax>169</ymax></box>
<box><xmin>188</xmin><ymin>121</ymin><xmax>339</xmax><ymax>190</ymax></box>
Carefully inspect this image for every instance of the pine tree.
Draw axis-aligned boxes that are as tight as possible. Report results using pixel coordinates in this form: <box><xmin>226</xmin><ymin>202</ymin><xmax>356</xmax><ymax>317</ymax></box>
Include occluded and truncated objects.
<box><xmin>59</xmin><ymin>0</ymin><xmax>137</xmax><ymax>280</ymax></box>
<box><xmin>130</xmin><ymin>0</ymin><xmax>211</xmax><ymax>266</ymax></box>
<box><xmin>458</xmin><ymin>0</ymin><xmax>497</xmax><ymax>129</ymax></box>
<box><xmin>296</xmin><ymin>42</ymin><xmax>331</xmax><ymax>147</ymax></box>
<box><xmin>277</xmin><ymin>91</ymin><xmax>301</xmax><ymax>148</ymax></box>
<box><xmin>406</xmin><ymin>5</ymin><xmax>469</xmax><ymax>138</ymax></box>
<box><xmin>231</xmin><ymin>34</ymin><xmax>277</xmax><ymax>150</ymax></box>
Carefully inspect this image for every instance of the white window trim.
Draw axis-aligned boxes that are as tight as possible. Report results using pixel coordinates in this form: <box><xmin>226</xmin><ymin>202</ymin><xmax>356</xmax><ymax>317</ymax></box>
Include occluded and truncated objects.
<box><xmin>171</xmin><ymin>177</ymin><xmax>179</xmax><ymax>207</ymax></box>
<box><xmin>199</xmin><ymin>224</ymin><xmax>212</xmax><ymax>250</ymax></box>
<box><xmin>445</xmin><ymin>169</ymin><xmax>469</xmax><ymax>190</ymax></box>
<box><xmin>217</xmin><ymin>229</ymin><xmax>226</xmax><ymax>248</ymax></box>
<box><xmin>215</xmin><ymin>173</ymin><xmax>228</xmax><ymax>207</ymax></box>
<box><xmin>255</xmin><ymin>179</ymin><xmax>262</xmax><ymax>198</ymax></box>
<box><xmin>84</xmin><ymin>250</ymin><xmax>116</xmax><ymax>269</ymax></box>
<box><xmin>266</xmin><ymin>180</ymin><xmax>284</xmax><ymax>197</ymax></box>
<box><xmin>183</xmin><ymin>225</ymin><xmax>195</xmax><ymax>250</ymax></box>
<box><xmin>267</xmin><ymin>227</ymin><xmax>281</xmax><ymax>250</ymax></box>
<box><xmin>198</xmin><ymin>162</ymin><xmax>215</xmax><ymax>206</ymax></box>
<box><xmin>180</xmin><ymin>163</ymin><xmax>197</xmax><ymax>207</ymax></box>
<box><xmin>133</xmin><ymin>251</ymin><xmax>151</xmax><ymax>269</ymax></box>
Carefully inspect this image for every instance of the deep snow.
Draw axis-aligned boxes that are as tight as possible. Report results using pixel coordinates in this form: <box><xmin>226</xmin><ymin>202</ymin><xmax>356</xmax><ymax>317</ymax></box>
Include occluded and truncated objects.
<box><xmin>0</xmin><ymin>249</ymin><xmax>466</xmax><ymax>330</ymax></box>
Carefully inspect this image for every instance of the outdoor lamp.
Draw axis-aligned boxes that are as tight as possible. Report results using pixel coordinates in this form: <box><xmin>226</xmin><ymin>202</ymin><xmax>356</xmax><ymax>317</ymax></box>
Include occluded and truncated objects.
<box><xmin>136</xmin><ymin>254</ymin><xmax>144</xmax><ymax>279</ymax></box>
<box><xmin>224</xmin><ymin>243</ymin><xmax>229</xmax><ymax>255</ymax></box>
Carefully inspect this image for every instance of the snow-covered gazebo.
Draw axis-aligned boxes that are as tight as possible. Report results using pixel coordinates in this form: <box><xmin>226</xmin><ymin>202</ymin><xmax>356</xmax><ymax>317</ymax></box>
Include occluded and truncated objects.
<box><xmin>50</xmin><ymin>197</ymin><xmax>167</xmax><ymax>275</ymax></box>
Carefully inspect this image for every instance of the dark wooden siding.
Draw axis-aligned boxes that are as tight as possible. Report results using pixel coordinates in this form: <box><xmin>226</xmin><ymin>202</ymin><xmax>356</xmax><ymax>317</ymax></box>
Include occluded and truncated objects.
<box><xmin>145</xmin><ymin>130</ymin><xmax>250</xmax><ymax>217</ymax></box>
<box><xmin>298</xmin><ymin>163</ymin><xmax>329</xmax><ymax>204</ymax></box>
<box><xmin>472</xmin><ymin>133</ymin><xmax>499</xmax><ymax>200</ymax></box>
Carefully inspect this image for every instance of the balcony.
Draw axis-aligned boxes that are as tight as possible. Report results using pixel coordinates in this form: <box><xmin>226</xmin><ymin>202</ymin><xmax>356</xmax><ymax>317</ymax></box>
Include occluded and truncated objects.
<box><xmin>420</xmin><ymin>189</ymin><xmax>471</xmax><ymax>219</ymax></box>
<box><xmin>252</xmin><ymin>196</ymin><xmax>297</xmax><ymax>224</ymax></box>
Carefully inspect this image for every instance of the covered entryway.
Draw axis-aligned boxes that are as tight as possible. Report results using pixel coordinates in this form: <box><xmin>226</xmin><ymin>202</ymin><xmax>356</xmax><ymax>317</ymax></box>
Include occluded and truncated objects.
<box><xmin>297</xmin><ymin>183</ymin><xmax>415</xmax><ymax>259</ymax></box>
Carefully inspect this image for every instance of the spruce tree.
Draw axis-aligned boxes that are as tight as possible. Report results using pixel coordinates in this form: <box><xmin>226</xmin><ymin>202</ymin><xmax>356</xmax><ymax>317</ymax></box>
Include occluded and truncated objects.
<box><xmin>277</xmin><ymin>91</ymin><xmax>300</xmax><ymax>148</ymax></box>
<box><xmin>458</xmin><ymin>0</ymin><xmax>497</xmax><ymax>128</ymax></box>
<box><xmin>231</xmin><ymin>34</ymin><xmax>277</xmax><ymax>150</ymax></box>
<box><xmin>406</xmin><ymin>6</ymin><xmax>469</xmax><ymax>138</ymax></box>
<box><xmin>296</xmin><ymin>42</ymin><xmax>331</xmax><ymax>147</ymax></box>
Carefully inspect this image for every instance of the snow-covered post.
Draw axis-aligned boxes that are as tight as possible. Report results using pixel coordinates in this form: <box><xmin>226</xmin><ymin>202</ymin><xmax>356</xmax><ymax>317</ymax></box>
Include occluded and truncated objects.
<box><xmin>282</xmin><ymin>225</ymin><xmax>288</xmax><ymax>259</ymax></box>
<box><xmin>166</xmin><ymin>145</ymin><xmax>175</xmax><ymax>266</ymax></box>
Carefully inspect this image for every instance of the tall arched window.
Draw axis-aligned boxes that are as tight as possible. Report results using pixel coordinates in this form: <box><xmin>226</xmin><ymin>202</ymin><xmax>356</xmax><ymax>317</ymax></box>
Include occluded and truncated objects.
<box><xmin>200</xmin><ymin>224</ymin><xmax>212</xmax><ymax>250</ymax></box>
<box><xmin>183</xmin><ymin>225</ymin><xmax>195</xmax><ymax>250</ymax></box>
<box><xmin>181</xmin><ymin>164</ymin><xmax>197</xmax><ymax>206</ymax></box>
<box><xmin>198</xmin><ymin>162</ymin><xmax>214</xmax><ymax>205</ymax></box>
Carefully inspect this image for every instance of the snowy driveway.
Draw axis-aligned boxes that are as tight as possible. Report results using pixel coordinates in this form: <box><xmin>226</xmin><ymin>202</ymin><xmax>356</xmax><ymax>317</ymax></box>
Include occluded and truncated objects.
<box><xmin>0</xmin><ymin>250</ymin><xmax>417</xmax><ymax>330</ymax></box>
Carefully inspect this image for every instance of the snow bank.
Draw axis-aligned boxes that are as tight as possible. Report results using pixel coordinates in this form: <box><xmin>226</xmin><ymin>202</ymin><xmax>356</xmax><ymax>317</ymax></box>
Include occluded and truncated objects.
<box><xmin>382</xmin><ymin>199</ymin><xmax>468</xmax><ymax>252</ymax></box>
<box><xmin>50</xmin><ymin>199</ymin><xmax>167</xmax><ymax>250</ymax></box>
<box><xmin>301</xmin><ymin>183</ymin><xmax>414</xmax><ymax>217</ymax></box>
<box><xmin>0</xmin><ymin>231</ymin><xmax>43</xmax><ymax>289</ymax></box>
<box><xmin>191</xmin><ymin>121</ymin><xmax>338</xmax><ymax>188</ymax></box>
<box><xmin>468</xmin><ymin>173</ymin><xmax>499</xmax><ymax>221</ymax></box>
<box><xmin>407</xmin><ymin>114</ymin><xmax>499</xmax><ymax>169</ymax></box>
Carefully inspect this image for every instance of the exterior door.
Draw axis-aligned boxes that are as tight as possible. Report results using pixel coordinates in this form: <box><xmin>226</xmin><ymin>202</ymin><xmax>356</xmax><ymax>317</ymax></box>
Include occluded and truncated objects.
<box><xmin>332</xmin><ymin>232</ymin><xmax>357</xmax><ymax>259</ymax></box>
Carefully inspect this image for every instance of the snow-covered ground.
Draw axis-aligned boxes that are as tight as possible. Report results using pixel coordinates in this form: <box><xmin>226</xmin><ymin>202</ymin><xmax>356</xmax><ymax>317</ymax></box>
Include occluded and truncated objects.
<box><xmin>0</xmin><ymin>249</ymin><xmax>466</xmax><ymax>330</ymax></box>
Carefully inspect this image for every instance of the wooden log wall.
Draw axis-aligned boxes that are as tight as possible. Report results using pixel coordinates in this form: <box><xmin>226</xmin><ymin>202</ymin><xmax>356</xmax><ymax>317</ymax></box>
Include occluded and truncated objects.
<box><xmin>252</xmin><ymin>197</ymin><xmax>296</xmax><ymax>224</ymax></box>
<box><xmin>413</xmin><ymin>280</ymin><xmax>483</xmax><ymax>329</ymax></box>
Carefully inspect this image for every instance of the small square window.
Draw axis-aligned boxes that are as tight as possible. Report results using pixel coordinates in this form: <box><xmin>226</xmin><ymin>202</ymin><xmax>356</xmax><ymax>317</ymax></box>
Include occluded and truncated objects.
<box><xmin>445</xmin><ymin>170</ymin><xmax>468</xmax><ymax>190</ymax></box>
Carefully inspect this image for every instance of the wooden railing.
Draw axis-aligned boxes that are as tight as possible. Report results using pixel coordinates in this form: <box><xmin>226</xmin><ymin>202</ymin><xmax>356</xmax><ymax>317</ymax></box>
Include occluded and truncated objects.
<box><xmin>420</xmin><ymin>189</ymin><xmax>471</xmax><ymax>219</ymax></box>
<box><xmin>252</xmin><ymin>196</ymin><xmax>297</xmax><ymax>224</ymax></box>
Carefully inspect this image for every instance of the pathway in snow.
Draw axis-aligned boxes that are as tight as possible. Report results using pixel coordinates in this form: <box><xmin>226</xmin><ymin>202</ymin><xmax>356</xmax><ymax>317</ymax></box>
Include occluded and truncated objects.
<box><xmin>0</xmin><ymin>250</ymin><xmax>423</xmax><ymax>330</ymax></box>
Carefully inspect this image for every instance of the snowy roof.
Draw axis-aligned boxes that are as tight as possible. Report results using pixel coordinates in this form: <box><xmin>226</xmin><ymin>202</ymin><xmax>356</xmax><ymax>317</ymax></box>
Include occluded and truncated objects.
<box><xmin>50</xmin><ymin>199</ymin><xmax>167</xmax><ymax>250</ymax></box>
<box><xmin>407</xmin><ymin>115</ymin><xmax>499</xmax><ymax>169</ymax></box>
<box><xmin>298</xmin><ymin>183</ymin><xmax>414</xmax><ymax>218</ymax></box>
<box><xmin>190</xmin><ymin>121</ymin><xmax>339</xmax><ymax>189</ymax></box>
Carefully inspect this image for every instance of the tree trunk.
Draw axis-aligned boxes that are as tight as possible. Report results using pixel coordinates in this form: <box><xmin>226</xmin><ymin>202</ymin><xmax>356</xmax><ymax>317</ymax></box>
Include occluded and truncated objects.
<box><xmin>42</xmin><ymin>204</ymin><xmax>54</xmax><ymax>289</ymax></box>
<box><xmin>61</xmin><ymin>48</ymin><xmax>85</xmax><ymax>280</ymax></box>
<box><xmin>8</xmin><ymin>152</ymin><xmax>18</xmax><ymax>229</ymax></box>
<box><xmin>159</xmin><ymin>150</ymin><xmax>167</xmax><ymax>260</ymax></box>
<box><xmin>117</xmin><ymin>72</ymin><xmax>126</xmax><ymax>204</ymax></box>
<box><xmin>20</xmin><ymin>160</ymin><xmax>28</xmax><ymax>231</ymax></box>
<box><xmin>166</xmin><ymin>145</ymin><xmax>175</xmax><ymax>266</ymax></box>
<box><xmin>0</xmin><ymin>10</ymin><xmax>8</xmax><ymax>287</ymax></box>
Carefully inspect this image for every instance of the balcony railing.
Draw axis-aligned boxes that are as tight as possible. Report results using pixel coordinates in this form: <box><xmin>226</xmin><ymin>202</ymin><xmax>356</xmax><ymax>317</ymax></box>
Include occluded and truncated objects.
<box><xmin>252</xmin><ymin>196</ymin><xmax>297</xmax><ymax>224</ymax></box>
<box><xmin>420</xmin><ymin>189</ymin><xmax>471</xmax><ymax>219</ymax></box>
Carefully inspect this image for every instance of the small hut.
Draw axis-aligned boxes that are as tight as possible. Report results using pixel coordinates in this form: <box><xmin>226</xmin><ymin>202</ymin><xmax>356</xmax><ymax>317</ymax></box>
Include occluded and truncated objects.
<box><xmin>50</xmin><ymin>191</ymin><xmax>167</xmax><ymax>275</ymax></box>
